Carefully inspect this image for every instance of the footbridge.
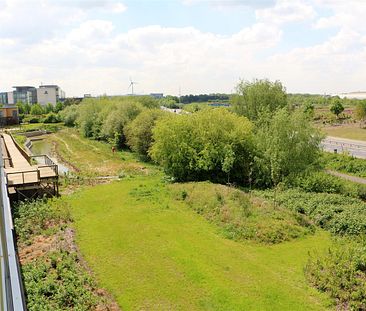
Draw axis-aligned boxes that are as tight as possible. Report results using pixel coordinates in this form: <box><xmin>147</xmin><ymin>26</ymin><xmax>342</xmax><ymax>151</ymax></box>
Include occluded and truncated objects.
<box><xmin>1</xmin><ymin>133</ymin><xmax>58</xmax><ymax>199</ymax></box>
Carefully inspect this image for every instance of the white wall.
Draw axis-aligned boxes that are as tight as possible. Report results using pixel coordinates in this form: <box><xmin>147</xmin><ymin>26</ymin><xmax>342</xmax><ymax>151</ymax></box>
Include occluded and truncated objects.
<box><xmin>7</xmin><ymin>92</ymin><xmax>14</xmax><ymax>104</ymax></box>
<box><xmin>37</xmin><ymin>87</ymin><xmax>57</xmax><ymax>105</ymax></box>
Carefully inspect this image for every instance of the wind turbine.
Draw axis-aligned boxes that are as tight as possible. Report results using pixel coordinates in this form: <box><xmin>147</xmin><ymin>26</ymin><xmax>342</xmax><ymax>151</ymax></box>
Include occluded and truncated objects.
<box><xmin>128</xmin><ymin>77</ymin><xmax>138</xmax><ymax>95</ymax></box>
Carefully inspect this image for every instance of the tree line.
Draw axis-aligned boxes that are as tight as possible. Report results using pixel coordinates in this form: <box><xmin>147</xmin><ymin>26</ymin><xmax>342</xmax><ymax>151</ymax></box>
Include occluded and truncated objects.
<box><xmin>60</xmin><ymin>79</ymin><xmax>322</xmax><ymax>188</ymax></box>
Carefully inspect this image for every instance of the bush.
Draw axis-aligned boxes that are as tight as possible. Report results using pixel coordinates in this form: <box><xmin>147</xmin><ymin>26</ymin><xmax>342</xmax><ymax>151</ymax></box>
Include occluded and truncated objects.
<box><xmin>59</xmin><ymin>105</ymin><xmax>79</xmax><ymax>127</ymax></box>
<box><xmin>172</xmin><ymin>182</ymin><xmax>314</xmax><ymax>244</ymax></box>
<box><xmin>323</xmin><ymin>152</ymin><xmax>366</xmax><ymax>178</ymax></box>
<box><xmin>30</xmin><ymin>104</ymin><xmax>44</xmax><ymax>115</ymax></box>
<box><xmin>305</xmin><ymin>238</ymin><xmax>366</xmax><ymax>310</ymax></box>
<box><xmin>124</xmin><ymin>109</ymin><xmax>168</xmax><ymax>160</ymax></box>
<box><xmin>23</xmin><ymin>116</ymin><xmax>40</xmax><ymax>124</ymax></box>
<box><xmin>23</xmin><ymin>250</ymin><xmax>100</xmax><ymax>311</ymax></box>
<box><xmin>42</xmin><ymin>112</ymin><xmax>60</xmax><ymax>123</ymax></box>
<box><xmin>13</xmin><ymin>199</ymin><xmax>71</xmax><ymax>244</ymax></box>
<box><xmin>150</xmin><ymin>108</ymin><xmax>254</xmax><ymax>183</ymax></box>
<box><xmin>256</xmin><ymin>189</ymin><xmax>366</xmax><ymax>236</ymax></box>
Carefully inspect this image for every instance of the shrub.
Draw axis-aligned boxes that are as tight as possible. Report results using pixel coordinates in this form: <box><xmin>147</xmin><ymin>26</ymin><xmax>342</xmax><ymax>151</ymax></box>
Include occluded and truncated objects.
<box><xmin>30</xmin><ymin>104</ymin><xmax>44</xmax><ymax>115</ymax></box>
<box><xmin>13</xmin><ymin>199</ymin><xmax>71</xmax><ymax>243</ymax></box>
<box><xmin>124</xmin><ymin>109</ymin><xmax>168</xmax><ymax>160</ymax></box>
<box><xmin>59</xmin><ymin>105</ymin><xmax>79</xmax><ymax>127</ymax></box>
<box><xmin>23</xmin><ymin>250</ymin><xmax>100</xmax><ymax>311</ymax></box>
<box><xmin>305</xmin><ymin>238</ymin><xmax>366</xmax><ymax>310</ymax></box>
<box><xmin>323</xmin><ymin>152</ymin><xmax>366</xmax><ymax>178</ymax></box>
<box><xmin>172</xmin><ymin>182</ymin><xmax>314</xmax><ymax>244</ymax></box>
<box><xmin>42</xmin><ymin>112</ymin><xmax>60</xmax><ymax>123</ymax></box>
<box><xmin>150</xmin><ymin>108</ymin><xmax>254</xmax><ymax>183</ymax></box>
<box><xmin>256</xmin><ymin>189</ymin><xmax>366</xmax><ymax>236</ymax></box>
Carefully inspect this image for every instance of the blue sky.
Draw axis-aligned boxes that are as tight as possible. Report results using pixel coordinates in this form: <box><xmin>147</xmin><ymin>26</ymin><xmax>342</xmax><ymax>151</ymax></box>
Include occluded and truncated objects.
<box><xmin>0</xmin><ymin>0</ymin><xmax>365</xmax><ymax>96</ymax></box>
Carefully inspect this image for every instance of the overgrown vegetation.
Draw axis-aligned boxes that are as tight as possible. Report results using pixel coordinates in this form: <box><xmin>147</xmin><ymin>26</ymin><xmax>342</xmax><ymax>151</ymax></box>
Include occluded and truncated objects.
<box><xmin>256</xmin><ymin>189</ymin><xmax>366</xmax><ymax>236</ymax></box>
<box><xmin>305</xmin><ymin>238</ymin><xmax>366</xmax><ymax>310</ymax></box>
<box><xmin>172</xmin><ymin>182</ymin><xmax>314</xmax><ymax>244</ymax></box>
<box><xmin>13</xmin><ymin>199</ymin><xmax>114</xmax><ymax>310</ymax></box>
<box><xmin>323</xmin><ymin>152</ymin><xmax>366</xmax><ymax>178</ymax></box>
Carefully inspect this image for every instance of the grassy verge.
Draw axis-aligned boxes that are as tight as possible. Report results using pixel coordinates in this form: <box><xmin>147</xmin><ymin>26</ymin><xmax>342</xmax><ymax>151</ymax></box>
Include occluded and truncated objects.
<box><xmin>66</xmin><ymin>177</ymin><xmax>332</xmax><ymax>310</ymax></box>
<box><xmin>323</xmin><ymin>125</ymin><xmax>366</xmax><ymax>141</ymax></box>
<box><xmin>42</xmin><ymin>127</ymin><xmax>159</xmax><ymax>178</ymax></box>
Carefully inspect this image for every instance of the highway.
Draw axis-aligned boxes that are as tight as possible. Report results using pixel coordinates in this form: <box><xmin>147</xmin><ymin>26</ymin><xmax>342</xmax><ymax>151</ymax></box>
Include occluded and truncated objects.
<box><xmin>322</xmin><ymin>136</ymin><xmax>366</xmax><ymax>159</ymax></box>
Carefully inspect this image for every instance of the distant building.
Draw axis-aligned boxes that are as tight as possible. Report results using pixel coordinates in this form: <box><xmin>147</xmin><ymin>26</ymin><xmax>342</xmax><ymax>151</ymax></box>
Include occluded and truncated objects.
<box><xmin>0</xmin><ymin>92</ymin><xmax>8</xmax><ymax>105</ymax></box>
<box><xmin>37</xmin><ymin>85</ymin><xmax>65</xmax><ymax>106</ymax></box>
<box><xmin>1</xmin><ymin>84</ymin><xmax>65</xmax><ymax>106</ymax></box>
<box><xmin>13</xmin><ymin>86</ymin><xmax>37</xmax><ymax>105</ymax></box>
<box><xmin>150</xmin><ymin>93</ymin><xmax>164</xmax><ymax>99</ymax></box>
<box><xmin>0</xmin><ymin>105</ymin><xmax>19</xmax><ymax>126</ymax></box>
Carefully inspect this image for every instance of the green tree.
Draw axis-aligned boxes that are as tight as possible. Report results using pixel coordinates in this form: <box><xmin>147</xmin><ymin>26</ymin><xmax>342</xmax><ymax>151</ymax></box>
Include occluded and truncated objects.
<box><xmin>303</xmin><ymin>102</ymin><xmax>315</xmax><ymax>117</ymax></box>
<box><xmin>232</xmin><ymin>79</ymin><xmax>287</xmax><ymax>121</ymax></box>
<box><xmin>30</xmin><ymin>104</ymin><xmax>44</xmax><ymax>115</ymax></box>
<box><xmin>59</xmin><ymin>105</ymin><xmax>79</xmax><ymax>127</ymax></box>
<box><xmin>254</xmin><ymin>109</ymin><xmax>323</xmax><ymax>187</ymax></box>
<box><xmin>124</xmin><ymin>109</ymin><xmax>168</xmax><ymax>160</ymax></box>
<box><xmin>150</xmin><ymin>108</ymin><xmax>254</xmax><ymax>183</ymax></box>
<box><xmin>355</xmin><ymin>101</ymin><xmax>366</xmax><ymax>127</ymax></box>
<box><xmin>330</xmin><ymin>98</ymin><xmax>344</xmax><ymax>118</ymax></box>
<box><xmin>44</xmin><ymin>103</ymin><xmax>54</xmax><ymax>113</ymax></box>
<box><xmin>55</xmin><ymin>101</ymin><xmax>64</xmax><ymax>112</ymax></box>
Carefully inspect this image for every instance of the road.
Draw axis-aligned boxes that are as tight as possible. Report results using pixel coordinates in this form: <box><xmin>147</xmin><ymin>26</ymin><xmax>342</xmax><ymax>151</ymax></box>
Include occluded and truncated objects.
<box><xmin>322</xmin><ymin>136</ymin><xmax>366</xmax><ymax>159</ymax></box>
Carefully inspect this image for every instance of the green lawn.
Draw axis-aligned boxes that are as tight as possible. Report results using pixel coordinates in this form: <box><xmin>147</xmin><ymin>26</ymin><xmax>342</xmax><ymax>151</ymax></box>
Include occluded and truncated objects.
<box><xmin>67</xmin><ymin>177</ymin><xmax>332</xmax><ymax>310</ymax></box>
<box><xmin>323</xmin><ymin>125</ymin><xmax>366</xmax><ymax>141</ymax></box>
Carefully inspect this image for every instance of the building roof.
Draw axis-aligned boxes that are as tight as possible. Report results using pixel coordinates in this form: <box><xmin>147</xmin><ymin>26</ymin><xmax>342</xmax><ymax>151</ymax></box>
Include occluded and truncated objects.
<box><xmin>39</xmin><ymin>85</ymin><xmax>59</xmax><ymax>88</ymax></box>
<box><xmin>12</xmin><ymin>86</ymin><xmax>36</xmax><ymax>89</ymax></box>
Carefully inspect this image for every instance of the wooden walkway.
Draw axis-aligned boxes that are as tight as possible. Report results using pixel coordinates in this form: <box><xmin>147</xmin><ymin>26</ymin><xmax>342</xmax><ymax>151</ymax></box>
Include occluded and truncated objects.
<box><xmin>0</xmin><ymin>133</ymin><xmax>58</xmax><ymax>193</ymax></box>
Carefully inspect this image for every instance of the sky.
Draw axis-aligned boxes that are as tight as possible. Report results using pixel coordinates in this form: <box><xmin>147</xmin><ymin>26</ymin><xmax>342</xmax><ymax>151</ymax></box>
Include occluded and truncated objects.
<box><xmin>0</xmin><ymin>0</ymin><xmax>365</xmax><ymax>97</ymax></box>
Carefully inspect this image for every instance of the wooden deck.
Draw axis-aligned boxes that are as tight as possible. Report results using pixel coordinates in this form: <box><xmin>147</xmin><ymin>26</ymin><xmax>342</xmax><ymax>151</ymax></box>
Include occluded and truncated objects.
<box><xmin>0</xmin><ymin>133</ymin><xmax>58</xmax><ymax>195</ymax></box>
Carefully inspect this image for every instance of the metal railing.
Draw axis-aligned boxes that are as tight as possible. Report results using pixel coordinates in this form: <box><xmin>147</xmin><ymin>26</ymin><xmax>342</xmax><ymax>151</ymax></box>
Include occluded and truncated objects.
<box><xmin>0</xmin><ymin>155</ymin><xmax>27</xmax><ymax>310</ymax></box>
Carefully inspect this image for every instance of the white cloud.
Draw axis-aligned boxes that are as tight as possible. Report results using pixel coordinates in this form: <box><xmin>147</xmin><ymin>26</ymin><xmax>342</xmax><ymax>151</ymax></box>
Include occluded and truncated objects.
<box><xmin>256</xmin><ymin>0</ymin><xmax>316</xmax><ymax>24</ymax></box>
<box><xmin>0</xmin><ymin>0</ymin><xmax>366</xmax><ymax>96</ymax></box>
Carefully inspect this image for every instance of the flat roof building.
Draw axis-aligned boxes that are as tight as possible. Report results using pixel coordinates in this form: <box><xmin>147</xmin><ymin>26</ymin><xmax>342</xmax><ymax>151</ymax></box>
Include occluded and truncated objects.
<box><xmin>37</xmin><ymin>85</ymin><xmax>65</xmax><ymax>106</ymax></box>
<box><xmin>12</xmin><ymin>86</ymin><xmax>37</xmax><ymax>105</ymax></box>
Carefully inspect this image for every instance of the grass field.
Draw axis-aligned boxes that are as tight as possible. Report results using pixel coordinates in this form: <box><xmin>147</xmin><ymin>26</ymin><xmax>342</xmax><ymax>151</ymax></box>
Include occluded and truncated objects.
<box><xmin>38</xmin><ymin>127</ymin><xmax>333</xmax><ymax>309</ymax></box>
<box><xmin>67</xmin><ymin>177</ymin><xmax>332</xmax><ymax>310</ymax></box>
<box><xmin>323</xmin><ymin>125</ymin><xmax>366</xmax><ymax>141</ymax></box>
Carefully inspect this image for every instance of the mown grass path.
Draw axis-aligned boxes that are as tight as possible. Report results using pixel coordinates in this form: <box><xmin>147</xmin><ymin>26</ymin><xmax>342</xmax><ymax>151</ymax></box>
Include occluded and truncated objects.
<box><xmin>67</xmin><ymin>177</ymin><xmax>332</xmax><ymax>310</ymax></box>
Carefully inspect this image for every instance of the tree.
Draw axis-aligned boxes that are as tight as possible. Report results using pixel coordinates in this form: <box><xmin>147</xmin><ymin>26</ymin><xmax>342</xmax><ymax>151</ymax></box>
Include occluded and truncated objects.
<box><xmin>303</xmin><ymin>102</ymin><xmax>315</xmax><ymax>117</ymax></box>
<box><xmin>55</xmin><ymin>101</ymin><xmax>64</xmax><ymax>112</ymax></box>
<box><xmin>355</xmin><ymin>101</ymin><xmax>366</xmax><ymax>127</ymax></box>
<box><xmin>44</xmin><ymin>103</ymin><xmax>54</xmax><ymax>113</ymax></box>
<box><xmin>254</xmin><ymin>109</ymin><xmax>323</xmax><ymax>187</ymax></box>
<box><xmin>150</xmin><ymin>108</ymin><xmax>254</xmax><ymax>183</ymax></box>
<box><xmin>232</xmin><ymin>79</ymin><xmax>287</xmax><ymax>121</ymax></box>
<box><xmin>124</xmin><ymin>109</ymin><xmax>168</xmax><ymax>160</ymax></box>
<box><xmin>59</xmin><ymin>105</ymin><xmax>79</xmax><ymax>127</ymax></box>
<box><xmin>330</xmin><ymin>98</ymin><xmax>344</xmax><ymax>118</ymax></box>
<box><xmin>30</xmin><ymin>104</ymin><xmax>44</xmax><ymax>115</ymax></box>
